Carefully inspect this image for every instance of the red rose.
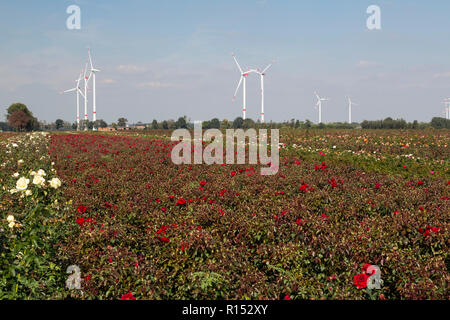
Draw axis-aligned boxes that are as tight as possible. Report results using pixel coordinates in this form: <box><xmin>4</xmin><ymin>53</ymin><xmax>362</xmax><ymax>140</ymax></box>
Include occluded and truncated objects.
<box><xmin>353</xmin><ymin>273</ymin><xmax>369</xmax><ymax>289</ymax></box>
<box><xmin>200</xmin><ymin>180</ymin><xmax>206</xmax><ymax>186</ymax></box>
<box><xmin>176</xmin><ymin>198</ymin><xmax>186</xmax><ymax>206</ymax></box>
<box><xmin>104</xmin><ymin>202</ymin><xmax>112</xmax><ymax>209</ymax></box>
<box><xmin>77</xmin><ymin>205</ymin><xmax>87</xmax><ymax>214</ymax></box>
<box><xmin>159</xmin><ymin>237</ymin><xmax>170</xmax><ymax>243</ymax></box>
<box><xmin>120</xmin><ymin>292</ymin><xmax>136</xmax><ymax>300</ymax></box>
<box><xmin>283</xmin><ymin>294</ymin><xmax>290</xmax><ymax>300</ymax></box>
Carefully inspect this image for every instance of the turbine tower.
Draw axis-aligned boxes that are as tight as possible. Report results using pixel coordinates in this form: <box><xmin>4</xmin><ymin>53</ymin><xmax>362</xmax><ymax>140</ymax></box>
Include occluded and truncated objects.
<box><xmin>314</xmin><ymin>92</ymin><xmax>329</xmax><ymax>124</ymax></box>
<box><xmin>442</xmin><ymin>98</ymin><xmax>450</xmax><ymax>120</ymax></box>
<box><xmin>61</xmin><ymin>72</ymin><xmax>85</xmax><ymax>131</ymax></box>
<box><xmin>83</xmin><ymin>61</ymin><xmax>89</xmax><ymax>131</ymax></box>
<box><xmin>256</xmin><ymin>60</ymin><xmax>274</xmax><ymax>123</ymax></box>
<box><xmin>232</xmin><ymin>53</ymin><xmax>249</xmax><ymax>120</ymax></box>
<box><xmin>87</xmin><ymin>48</ymin><xmax>101</xmax><ymax>130</ymax></box>
<box><xmin>346</xmin><ymin>96</ymin><xmax>358</xmax><ymax>124</ymax></box>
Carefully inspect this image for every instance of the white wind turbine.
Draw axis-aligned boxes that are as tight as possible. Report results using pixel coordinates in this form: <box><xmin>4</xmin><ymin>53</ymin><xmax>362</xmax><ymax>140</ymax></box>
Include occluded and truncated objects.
<box><xmin>346</xmin><ymin>96</ymin><xmax>358</xmax><ymax>124</ymax></box>
<box><xmin>82</xmin><ymin>61</ymin><xmax>90</xmax><ymax>131</ymax></box>
<box><xmin>314</xmin><ymin>92</ymin><xmax>329</xmax><ymax>123</ymax></box>
<box><xmin>232</xmin><ymin>53</ymin><xmax>250</xmax><ymax>120</ymax></box>
<box><xmin>256</xmin><ymin>60</ymin><xmax>275</xmax><ymax>123</ymax></box>
<box><xmin>441</xmin><ymin>98</ymin><xmax>450</xmax><ymax>119</ymax></box>
<box><xmin>61</xmin><ymin>71</ymin><xmax>85</xmax><ymax>131</ymax></box>
<box><xmin>87</xmin><ymin>48</ymin><xmax>101</xmax><ymax>130</ymax></box>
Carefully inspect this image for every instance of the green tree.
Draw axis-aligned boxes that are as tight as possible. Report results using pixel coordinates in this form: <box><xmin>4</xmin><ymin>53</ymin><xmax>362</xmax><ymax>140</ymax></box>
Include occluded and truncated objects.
<box><xmin>7</xmin><ymin>103</ymin><xmax>33</xmax><ymax>119</ymax></box>
<box><xmin>202</xmin><ymin>120</ymin><xmax>211</xmax><ymax>129</ymax></box>
<box><xmin>175</xmin><ymin>116</ymin><xmax>187</xmax><ymax>129</ymax></box>
<box><xmin>151</xmin><ymin>119</ymin><xmax>158</xmax><ymax>129</ymax></box>
<box><xmin>232</xmin><ymin>117</ymin><xmax>244</xmax><ymax>129</ymax></box>
<box><xmin>221</xmin><ymin>119</ymin><xmax>231</xmax><ymax>129</ymax></box>
<box><xmin>55</xmin><ymin>119</ymin><xmax>64</xmax><ymax>130</ymax></box>
<box><xmin>96</xmin><ymin>119</ymin><xmax>108</xmax><ymax>128</ymax></box>
<box><xmin>243</xmin><ymin>118</ymin><xmax>255</xmax><ymax>129</ymax></box>
<box><xmin>210</xmin><ymin>118</ymin><xmax>220</xmax><ymax>129</ymax></box>
<box><xmin>430</xmin><ymin>117</ymin><xmax>450</xmax><ymax>129</ymax></box>
<box><xmin>117</xmin><ymin>118</ymin><xmax>128</xmax><ymax>127</ymax></box>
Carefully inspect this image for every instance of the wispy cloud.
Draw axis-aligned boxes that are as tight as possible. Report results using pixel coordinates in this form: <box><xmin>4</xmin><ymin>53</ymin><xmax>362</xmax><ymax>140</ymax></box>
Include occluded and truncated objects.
<box><xmin>356</xmin><ymin>60</ymin><xmax>380</xmax><ymax>68</ymax></box>
<box><xmin>117</xmin><ymin>65</ymin><xmax>147</xmax><ymax>73</ymax></box>
<box><xmin>137</xmin><ymin>81</ymin><xmax>177</xmax><ymax>88</ymax></box>
<box><xmin>432</xmin><ymin>72</ymin><xmax>450</xmax><ymax>79</ymax></box>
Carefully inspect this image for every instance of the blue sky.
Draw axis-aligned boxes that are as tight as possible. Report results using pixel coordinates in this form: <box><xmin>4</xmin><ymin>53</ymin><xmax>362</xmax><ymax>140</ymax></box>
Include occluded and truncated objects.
<box><xmin>1</xmin><ymin>0</ymin><xmax>450</xmax><ymax>123</ymax></box>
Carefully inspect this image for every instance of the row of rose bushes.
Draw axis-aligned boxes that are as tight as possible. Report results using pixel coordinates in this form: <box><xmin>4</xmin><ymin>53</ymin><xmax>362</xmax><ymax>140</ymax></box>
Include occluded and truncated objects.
<box><xmin>281</xmin><ymin>129</ymin><xmax>449</xmax><ymax>179</ymax></box>
<box><xmin>0</xmin><ymin>132</ymin><xmax>68</xmax><ymax>299</ymax></box>
<box><xmin>48</xmin><ymin>132</ymin><xmax>448</xmax><ymax>299</ymax></box>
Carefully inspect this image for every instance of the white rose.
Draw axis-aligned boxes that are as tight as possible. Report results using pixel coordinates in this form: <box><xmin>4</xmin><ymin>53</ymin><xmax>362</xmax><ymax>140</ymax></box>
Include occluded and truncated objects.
<box><xmin>7</xmin><ymin>215</ymin><xmax>15</xmax><ymax>223</ymax></box>
<box><xmin>49</xmin><ymin>178</ymin><xmax>61</xmax><ymax>189</ymax></box>
<box><xmin>36</xmin><ymin>169</ymin><xmax>46</xmax><ymax>177</ymax></box>
<box><xmin>25</xmin><ymin>190</ymin><xmax>32</xmax><ymax>196</ymax></box>
<box><xmin>16</xmin><ymin>177</ymin><xmax>30</xmax><ymax>190</ymax></box>
<box><xmin>8</xmin><ymin>221</ymin><xmax>16</xmax><ymax>229</ymax></box>
<box><xmin>17</xmin><ymin>159</ymin><xmax>24</xmax><ymax>165</ymax></box>
<box><xmin>32</xmin><ymin>175</ymin><xmax>45</xmax><ymax>186</ymax></box>
<box><xmin>12</xmin><ymin>172</ymin><xmax>19</xmax><ymax>178</ymax></box>
<box><xmin>30</xmin><ymin>171</ymin><xmax>36</xmax><ymax>176</ymax></box>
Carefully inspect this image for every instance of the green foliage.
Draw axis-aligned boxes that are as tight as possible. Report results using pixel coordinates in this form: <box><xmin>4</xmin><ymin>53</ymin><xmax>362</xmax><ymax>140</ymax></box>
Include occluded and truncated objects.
<box><xmin>430</xmin><ymin>117</ymin><xmax>450</xmax><ymax>129</ymax></box>
<box><xmin>0</xmin><ymin>132</ymin><xmax>70</xmax><ymax>299</ymax></box>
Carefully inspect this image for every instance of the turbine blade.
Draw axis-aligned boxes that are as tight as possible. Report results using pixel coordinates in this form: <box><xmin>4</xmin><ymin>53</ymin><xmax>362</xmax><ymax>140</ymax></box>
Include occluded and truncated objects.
<box><xmin>233</xmin><ymin>76</ymin><xmax>243</xmax><ymax>100</ymax></box>
<box><xmin>231</xmin><ymin>53</ymin><xmax>243</xmax><ymax>74</ymax></box>
<box><xmin>62</xmin><ymin>88</ymin><xmax>76</xmax><ymax>93</ymax></box>
<box><xmin>261</xmin><ymin>60</ymin><xmax>275</xmax><ymax>74</ymax></box>
<box><xmin>88</xmin><ymin>48</ymin><xmax>94</xmax><ymax>70</ymax></box>
<box><xmin>314</xmin><ymin>92</ymin><xmax>320</xmax><ymax>100</ymax></box>
<box><xmin>83</xmin><ymin>61</ymin><xmax>89</xmax><ymax>80</ymax></box>
<box><xmin>78</xmin><ymin>88</ymin><xmax>85</xmax><ymax>99</ymax></box>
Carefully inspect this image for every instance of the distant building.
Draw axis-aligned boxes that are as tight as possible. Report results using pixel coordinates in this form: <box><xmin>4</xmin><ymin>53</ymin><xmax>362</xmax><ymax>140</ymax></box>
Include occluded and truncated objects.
<box><xmin>98</xmin><ymin>127</ymin><xmax>116</xmax><ymax>131</ymax></box>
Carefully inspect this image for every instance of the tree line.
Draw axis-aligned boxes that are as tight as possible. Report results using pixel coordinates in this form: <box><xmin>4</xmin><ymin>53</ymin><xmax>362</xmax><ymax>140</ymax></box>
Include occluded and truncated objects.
<box><xmin>2</xmin><ymin>103</ymin><xmax>449</xmax><ymax>132</ymax></box>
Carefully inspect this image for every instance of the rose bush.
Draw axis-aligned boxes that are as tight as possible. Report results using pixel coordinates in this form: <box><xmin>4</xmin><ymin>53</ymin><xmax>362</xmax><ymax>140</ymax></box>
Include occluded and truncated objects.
<box><xmin>44</xmin><ymin>130</ymin><xmax>449</xmax><ymax>300</ymax></box>
<box><xmin>0</xmin><ymin>132</ymin><xmax>69</xmax><ymax>299</ymax></box>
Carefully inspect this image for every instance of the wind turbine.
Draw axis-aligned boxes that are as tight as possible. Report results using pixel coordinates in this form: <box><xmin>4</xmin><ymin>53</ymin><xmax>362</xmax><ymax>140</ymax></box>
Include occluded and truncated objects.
<box><xmin>232</xmin><ymin>53</ymin><xmax>249</xmax><ymax>120</ymax></box>
<box><xmin>61</xmin><ymin>72</ymin><xmax>85</xmax><ymax>131</ymax></box>
<box><xmin>346</xmin><ymin>96</ymin><xmax>358</xmax><ymax>124</ymax></box>
<box><xmin>442</xmin><ymin>98</ymin><xmax>450</xmax><ymax>119</ymax></box>
<box><xmin>87</xmin><ymin>48</ymin><xmax>101</xmax><ymax>130</ymax></box>
<box><xmin>82</xmin><ymin>61</ymin><xmax>89</xmax><ymax>131</ymax></box>
<box><xmin>256</xmin><ymin>60</ymin><xmax>275</xmax><ymax>123</ymax></box>
<box><xmin>314</xmin><ymin>92</ymin><xmax>329</xmax><ymax>123</ymax></box>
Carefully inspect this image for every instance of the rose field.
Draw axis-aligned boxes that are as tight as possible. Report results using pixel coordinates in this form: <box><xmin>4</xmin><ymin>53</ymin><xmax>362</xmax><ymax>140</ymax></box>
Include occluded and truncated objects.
<box><xmin>0</xmin><ymin>129</ymin><xmax>449</xmax><ymax>300</ymax></box>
